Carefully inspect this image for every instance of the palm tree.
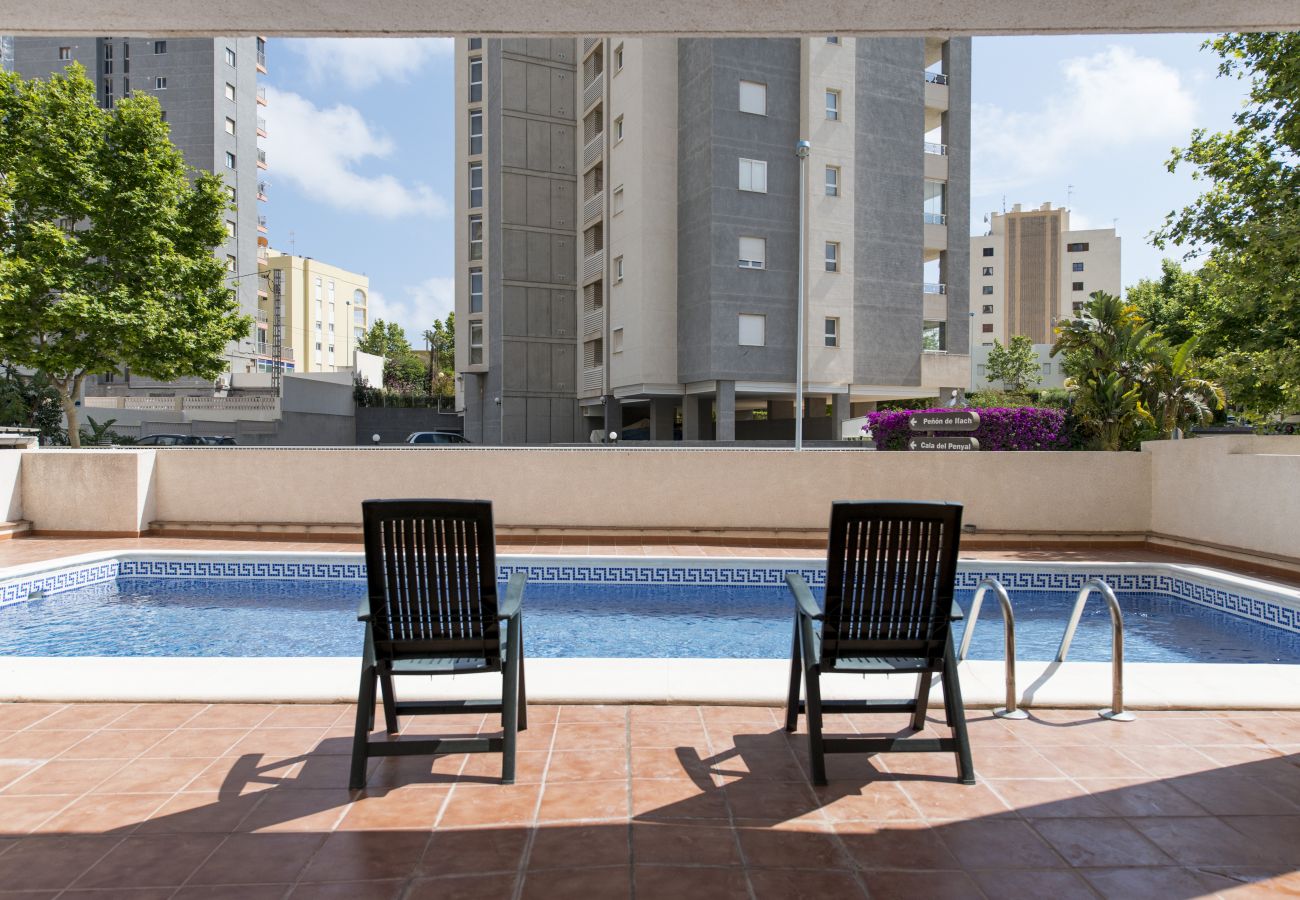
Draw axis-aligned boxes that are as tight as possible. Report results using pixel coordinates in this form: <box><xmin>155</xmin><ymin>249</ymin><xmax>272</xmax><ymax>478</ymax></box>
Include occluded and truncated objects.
<box><xmin>1140</xmin><ymin>337</ymin><xmax>1225</xmax><ymax>438</ymax></box>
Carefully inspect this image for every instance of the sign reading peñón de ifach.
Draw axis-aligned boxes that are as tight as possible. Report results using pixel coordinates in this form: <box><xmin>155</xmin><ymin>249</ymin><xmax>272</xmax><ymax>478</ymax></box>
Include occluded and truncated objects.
<box><xmin>908</xmin><ymin>410</ymin><xmax>980</xmax><ymax>432</ymax></box>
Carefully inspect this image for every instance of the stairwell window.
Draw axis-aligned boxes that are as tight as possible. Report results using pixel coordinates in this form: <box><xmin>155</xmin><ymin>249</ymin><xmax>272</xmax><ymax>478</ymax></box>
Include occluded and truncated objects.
<box><xmin>468</xmin><ymin>162</ymin><xmax>483</xmax><ymax>208</ymax></box>
<box><xmin>469</xmin><ymin>111</ymin><xmax>483</xmax><ymax>155</ymax></box>
<box><xmin>225</xmin><ymin>117</ymin><xmax>236</xmax><ymax>135</ymax></box>
<box><xmin>155</xmin><ymin>76</ymin><xmax>167</xmax><ymax>90</ymax></box>
<box><xmin>469</xmin><ymin>215</ymin><xmax>483</xmax><ymax>261</ymax></box>
<box><xmin>225</xmin><ymin>47</ymin><xmax>236</xmax><ymax>66</ymax></box>
<box><xmin>825</xmin><ymin>317</ymin><xmax>839</xmax><ymax>348</ymax></box>
<box><xmin>468</xmin><ymin>58</ymin><xmax>482</xmax><ymax>103</ymax></box>
<box><xmin>825</xmin><ymin>89</ymin><xmax>840</xmax><ymax>121</ymax></box>
<box><xmin>1072</xmin><ymin>261</ymin><xmax>1084</xmax><ymax>272</ymax></box>
<box><xmin>154</xmin><ymin>41</ymin><xmax>167</xmax><ymax>54</ymax></box>
<box><xmin>982</xmin><ymin>285</ymin><xmax>993</xmax><ymax>295</ymax></box>
<box><xmin>469</xmin><ymin>322</ymin><xmax>484</xmax><ymax>365</ymax></box>
<box><xmin>738</xmin><ymin>236</ymin><xmax>766</xmax><ymax>270</ymax></box>
<box><xmin>615</xmin><ymin>115</ymin><xmax>624</xmax><ymax>142</ymax></box>
<box><xmin>825</xmin><ymin>166</ymin><xmax>840</xmax><ymax>197</ymax></box>
<box><xmin>614</xmin><ymin>256</ymin><xmax>624</xmax><ymax>282</ymax></box>
<box><xmin>738</xmin><ymin>158</ymin><xmax>767</xmax><ymax>193</ymax></box>
<box><xmin>224</xmin><ymin>151</ymin><xmax>236</xmax><ymax>169</ymax></box>
<box><xmin>614</xmin><ymin>43</ymin><xmax>624</xmax><ymax>73</ymax></box>
<box><xmin>982</xmin><ymin>304</ymin><xmax>994</xmax><ymax>314</ymax></box>
<box><xmin>1072</xmin><ymin>281</ymin><xmax>1084</xmax><ymax>291</ymax></box>
<box><xmin>739</xmin><ymin>314</ymin><xmax>766</xmax><ymax>347</ymax></box>
<box><xmin>469</xmin><ymin>268</ymin><xmax>483</xmax><ymax>313</ymax></box>
<box><xmin>59</xmin><ymin>47</ymin><xmax>72</xmax><ymax>60</ymax></box>
<box><xmin>738</xmin><ymin>80</ymin><xmax>766</xmax><ymax>116</ymax></box>
<box><xmin>982</xmin><ymin>266</ymin><xmax>993</xmax><ymax>276</ymax></box>
<box><xmin>982</xmin><ymin>246</ymin><xmax>994</xmax><ymax>257</ymax></box>
<box><xmin>1067</xmin><ymin>242</ymin><xmax>1090</xmax><ymax>252</ymax></box>
<box><xmin>825</xmin><ymin>241</ymin><xmax>840</xmax><ymax>273</ymax></box>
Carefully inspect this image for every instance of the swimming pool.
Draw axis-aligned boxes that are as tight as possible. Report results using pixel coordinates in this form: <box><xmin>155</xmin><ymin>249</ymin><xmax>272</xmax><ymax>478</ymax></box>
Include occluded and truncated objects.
<box><xmin>2</xmin><ymin>553</ymin><xmax>1297</xmax><ymax>663</ymax></box>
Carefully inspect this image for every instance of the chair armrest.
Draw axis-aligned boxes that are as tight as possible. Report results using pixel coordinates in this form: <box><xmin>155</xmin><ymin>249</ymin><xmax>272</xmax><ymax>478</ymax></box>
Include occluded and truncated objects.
<box><xmin>498</xmin><ymin>572</ymin><xmax>526</xmax><ymax>620</ymax></box>
<box><xmin>950</xmin><ymin>600</ymin><xmax>964</xmax><ymax>622</ymax></box>
<box><xmin>785</xmin><ymin>573</ymin><xmax>823</xmax><ymax>620</ymax></box>
<box><xmin>357</xmin><ymin>596</ymin><xmax>372</xmax><ymax>622</ymax></box>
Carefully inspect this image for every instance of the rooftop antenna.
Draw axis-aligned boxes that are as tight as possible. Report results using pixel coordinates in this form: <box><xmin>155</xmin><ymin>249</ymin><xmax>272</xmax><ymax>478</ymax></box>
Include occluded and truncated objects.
<box><xmin>1112</xmin><ymin>217</ymin><xmax>1119</xmax><ymax>232</ymax></box>
<box><xmin>1067</xmin><ymin>184</ymin><xmax>1074</xmax><ymax>209</ymax></box>
<box><xmin>1001</xmin><ymin>195</ymin><xmax>1006</xmax><ymax>214</ymax></box>
<box><xmin>289</xmin><ymin>229</ymin><xmax>296</xmax><ymax>256</ymax></box>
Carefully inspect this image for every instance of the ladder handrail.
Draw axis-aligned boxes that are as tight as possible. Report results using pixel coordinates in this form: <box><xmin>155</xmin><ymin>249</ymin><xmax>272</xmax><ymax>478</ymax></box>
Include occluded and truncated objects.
<box><xmin>957</xmin><ymin>577</ymin><xmax>1024</xmax><ymax>718</ymax></box>
<box><xmin>1056</xmin><ymin>577</ymin><xmax>1133</xmax><ymax>721</ymax></box>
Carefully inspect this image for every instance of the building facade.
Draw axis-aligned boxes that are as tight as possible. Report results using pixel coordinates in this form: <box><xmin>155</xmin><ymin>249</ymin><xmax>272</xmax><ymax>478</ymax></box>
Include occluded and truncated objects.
<box><xmin>456</xmin><ymin>36</ymin><xmax>971</xmax><ymax>443</ymax></box>
<box><xmin>969</xmin><ymin>203</ymin><xmax>1121</xmax><ymax>390</ymax></box>
<box><xmin>11</xmin><ymin>36</ymin><xmax>270</xmax><ymax>387</ymax></box>
<box><xmin>261</xmin><ymin>250</ymin><xmax>370</xmax><ymax>375</ymax></box>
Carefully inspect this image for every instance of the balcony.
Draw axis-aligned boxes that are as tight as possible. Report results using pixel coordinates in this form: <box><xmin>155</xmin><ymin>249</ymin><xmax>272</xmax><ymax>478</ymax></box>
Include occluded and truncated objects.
<box><xmin>583</xmin><ymin>305</ymin><xmax>603</xmax><ymax>336</ymax></box>
<box><xmin>924</xmin><ymin>71</ymin><xmax>948</xmax><ymax>85</ymax></box>
<box><xmin>922</xmin><ymin>282</ymin><xmax>947</xmax><ymax>294</ymax></box>
<box><xmin>256</xmin><ymin>85</ymin><xmax>267</xmax><ymax>105</ymax></box>
<box><xmin>923</xmin><ymin>141</ymin><xmax>947</xmax><ymax>155</ymax></box>
<box><xmin>924</xmin><ymin>71</ymin><xmax>949</xmax><ymax>112</ymax></box>
<box><xmin>583</xmin><ymin>37</ymin><xmax>599</xmax><ymax>56</ymax></box>
<box><xmin>583</xmin><ymin>135</ymin><xmax>603</xmax><ymax>170</ymax></box>
<box><xmin>582</xmin><ymin>191</ymin><xmax>603</xmax><ymax>224</ymax></box>
<box><xmin>583</xmin><ymin>249</ymin><xmax>604</xmax><ymax>282</ymax></box>
<box><xmin>257</xmin><ymin>180</ymin><xmax>269</xmax><ymax>202</ymax></box>
<box><xmin>923</xmin><ymin>212</ymin><xmax>947</xmax><ymax>226</ymax></box>
<box><xmin>256</xmin><ymin>50</ymin><xmax>267</xmax><ymax>72</ymax></box>
<box><xmin>255</xmin><ymin>343</ymin><xmax>294</xmax><ymax>361</ymax></box>
<box><xmin>257</xmin><ymin>148</ymin><xmax>268</xmax><ymax>169</ymax></box>
<box><xmin>582</xmin><ymin>364</ymin><xmax>603</xmax><ymax>393</ymax></box>
<box><xmin>257</xmin><ymin>215</ymin><xmax>268</xmax><ymax>233</ymax></box>
<box><xmin>924</xmin><ymin>145</ymin><xmax>949</xmax><ymax>181</ymax></box>
<box><xmin>256</xmin><ymin>116</ymin><xmax>267</xmax><ymax>137</ymax></box>
<box><xmin>583</xmin><ymin>72</ymin><xmax>603</xmax><ymax>111</ymax></box>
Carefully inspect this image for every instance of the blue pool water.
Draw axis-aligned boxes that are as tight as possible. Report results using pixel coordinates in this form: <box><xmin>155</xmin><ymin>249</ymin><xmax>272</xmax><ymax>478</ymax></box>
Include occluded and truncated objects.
<box><xmin>1</xmin><ymin>577</ymin><xmax>1298</xmax><ymax>663</ymax></box>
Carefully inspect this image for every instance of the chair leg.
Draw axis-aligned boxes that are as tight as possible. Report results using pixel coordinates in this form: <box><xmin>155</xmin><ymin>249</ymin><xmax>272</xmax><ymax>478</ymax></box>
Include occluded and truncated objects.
<box><xmin>378</xmin><ymin>666</ymin><xmax>399</xmax><ymax>735</ymax></box>
<box><xmin>516</xmin><ymin>619</ymin><xmax>528</xmax><ymax>732</ymax></box>
<box><xmin>940</xmin><ymin>653</ymin><xmax>976</xmax><ymax>785</ymax></box>
<box><xmin>784</xmin><ymin>617</ymin><xmax>802</xmax><ymax>733</ymax></box>
<box><xmin>367</xmin><ymin>668</ymin><xmax>377</xmax><ymax>732</ymax></box>
<box><xmin>501</xmin><ymin>624</ymin><xmax>521</xmax><ymax>785</ymax></box>
<box><xmin>804</xmin><ymin>664</ymin><xmax>828</xmax><ymax>786</ymax></box>
<box><xmin>349</xmin><ymin>665</ymin><xmax>376</xmax><ymax>790</ymax></box>
<box><xmin>911</xmin><ymin>673</ymin><xmax>932</xmax><ymax>731</ymax></box>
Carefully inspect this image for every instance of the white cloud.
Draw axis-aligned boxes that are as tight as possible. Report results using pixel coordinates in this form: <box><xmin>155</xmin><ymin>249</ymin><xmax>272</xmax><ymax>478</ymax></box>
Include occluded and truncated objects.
<box><xmin>367</xmin><ymin>277</ymin><xmax>455</xmax><ymax>344</ymax></box>
<box><xmin>972</xmin><ymin>45</ymin><xmax>1197</xmax><ymax>196</ymax></box>
<box><xmin>262</xmin><ymin>88</ymin><xmax>446</xmax><ymax>218</ymax></box>
<box><xmin>281</xmin><ymin>38</ymin><xmax>452</xmax><ymax>91</ymax></box>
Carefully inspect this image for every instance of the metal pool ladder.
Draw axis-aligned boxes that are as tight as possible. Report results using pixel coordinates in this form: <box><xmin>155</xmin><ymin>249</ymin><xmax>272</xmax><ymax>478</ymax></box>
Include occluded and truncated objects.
<box><xmin>956</xmin><ymin>577</ymin><xmax>1027</xmax><ymax>719</ymax></box>
<box><xmin>1057</xmin><ymin>578</ymin><xmax>1135</xmax><ymax>722</ymax></box>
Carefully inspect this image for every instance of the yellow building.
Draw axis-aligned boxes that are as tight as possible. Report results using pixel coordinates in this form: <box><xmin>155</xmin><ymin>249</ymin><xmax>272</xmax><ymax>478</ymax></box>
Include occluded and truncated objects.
<box><xmin>258</xmin><ymin>249</ymin><xmax>370</xmax><ymax>374</ymax></box>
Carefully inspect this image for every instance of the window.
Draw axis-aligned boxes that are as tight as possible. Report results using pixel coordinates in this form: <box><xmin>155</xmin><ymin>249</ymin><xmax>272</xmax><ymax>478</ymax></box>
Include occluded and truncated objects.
<box><xmin>982</xmin><ymin>323</ymin><xmax>994</xmax><ymax>333</ymax></box>
<box><xmin>224</xmin><ymin>220</ymin><xmax>236</xmax><ymax>237</ymax></box>
<box><xmin>155</xmin><ymin>76</ymin><xmax>167</xmax><ymax>90</ymax></box>
<box><xmin>738</xmin><ymin>80</ymin><xmax>766</xmax><ymax>116</ymax></box>
<box><xmin>224</xmin><ymin>151</ymin><xmax>236</xmax><ymax>168</ymax></box>
<box><xmin>614</xmin><ymin>43</ymin><xmax>624</xmax><ymax>72</ymax></box>
<box><xmin>1072</xmin><ymin>302</ymin><xmax>1084</xmax><ymax>314</ymax></box>
<box><xmin>825</xmin><ymin>89</ymin><xmax>840</xmax><ymax>120</ymax></box>
<box><xmin>614</xmin><ymin>256</ymin><xmax>624</xmax><ymax>282</ymax></box>
<box><xmin>1042</xmin><ymin>363</ymin><xmax>1052</xmax><ymax>375</ymax></box>
<box><xmin>982</xmin><ymin>285</ymin><xmax>993</xmax><ymax>295</ymax></box>
<box><xmin>825</xmin><ymin>165</ymin><xmax>839</xmax><ymax>197</ymax></box>
<box><xmin>583</xmin><ymin>338</ymin><xmax>603</xmax><ymax>368</ymax></box>
<box><xmin>982</xmin><ymin>247</ymin><xmax>994</xmax><ymax>257</ymax></box>
<box><xmin>613</xmin><ymin>186</ymin><xmax>624</xmax><ymax>215</ymax></box>
<box><xmin>353</xmin><ymin>289</ymin><xmax>366</xmax><ymax>306</ymax></box>
<box><xmin>103</xmin><ymin>79</ymin><xmax>113</xmax><ymax>106</ymax></box>
<box><xmin>225</xmin><ymin>117</ymin><xmax>236</xmax><ymax>135</ymax></box>
<box><xmin>104</xmin><ymin>59</ymin><xmax>113</xmax><ymax>74</ymax></box>
<box><xmin>469</xmin><ymin>111</ymin><xmax>483</xmax><ymax>155</ymax></box>
<box><xmin>923</xmin><ymin>180</ymin><xmax>946</xmax><ymax>224</ymax></box>
<box><xmin>738</xmin><ymin>158</ymin><xmax>767</xmax><ymax>193</ymax></box>
<box><xmin>826</xmin><ymin>36</ymin><xmax>840</xmax><ymax>44</ymax></box>
<box><xmin>1067</xmin><ymin>242</ymin><xmax>1090</xmax><ymax>252</ymax></box>
<box><xmin>982</xmin><ymin>304</ymin><xmax>994</xmax><ymax>314</ymax></box>
<box><xmin>468</xmin><ymin>162</ymin><xmax>483</xmax><ymax>208</ymax></box>
<box><xmin>738</xmin><ymin>314</ymin><xmax>766</xmax><ymax>347</ymax></box>
<box><xmin>328</xmin><ymin>281</ymin><xmax>335</xmax><ymax>305</ymax></box>
<box><xmin>104</xmin><ymin>43</ymin><xmax>112</xmax><ymax>59</ymax></box>
<box><xmin>614</xmin><ymin>115</ymin><xmax>624</xmax><ymax>142</ymax></box>
<box><xmin>225</xmin><ymin>82</ymin><xmax>235</xmax><ymax>101</ymax></box>
<box><xmin>314</xmin><ymin>278</ymin><xmax>322</xmax><ymax>301</ymax></box>
<box><xmin>59</xmin><ymin>47</ymin><xmax>72</xmax><ymax>60</ymax></box>
<box><xmin>824</xmin><ymin>317</ymin><xmax>839</xmax><ymax>348</ymax></box>
<box><xmin>469</xmin><ymin>268</ymin><xmax>483</xmax><ymax>313</ymax></box>
<box><xmin>825</xmin><ymin>241</ymin><xmax>840</xmax><ymax>273</ymax></box>
<box><xmin>123</xmin><ymin>77</ymin><xmax>129</xmax><ymax>94</ymax></box>
<box><xmin>1072</xmin><ymin>281</ymin><xmax>1084</xmax><ymax>291</ymax></box>
<box><xmin>225</xmin><ymin>47</ymin><xmax>236</xmax><ymax>66</ymax></box>
<box><xmin>612</xmin><ymin>327</ymin><xmax>624</xmax><ymax>353</ymax></box>
<box><xmin>468</xmin><ymin>38</ymin><xmax>482</xmax><ymax>51</ymax></box>
<box><xmin>923</xmin><ymin>321</ymin><xmax>947</xmax><ymax>351</ymax></box>
<box><xmin>468</xmin><ymin>215</ymin><xmax>483</xmax><ymax>261</ymax></box>
<box><xmin>154</xmin><ymin>40</ymin><xmax>167</xmax><ymax>54</ymax></box>
<box><xmin>738</xmin><ymin>236</ymin><xmax>766</xmax><ymax>269</ymax></box>
<box><xmin>468</xmin><ymin>58</ymin><xmax>482</xmax><ymax>103</ymax></box>
<box><xmin>1072</xmin><ymin>261</ymin><xmax>1084</xmax><ymax>272</ymax></box>
<box><xmin>226</xmin><ymin>255</ymin><xmax>237</xmax><ymax>271</ymax></box>
<box><xmin>982</xmin><ymin>266</ymin><xmax>993</xmax><ymax>276</ymax></box>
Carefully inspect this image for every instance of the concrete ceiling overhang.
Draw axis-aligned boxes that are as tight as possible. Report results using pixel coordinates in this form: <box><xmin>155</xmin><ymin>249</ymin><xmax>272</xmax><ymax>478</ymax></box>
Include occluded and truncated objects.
<box><xmin>2</xmin><ymin>0</ymin><xmax>1297</xmax><ymax>36</ymax></box>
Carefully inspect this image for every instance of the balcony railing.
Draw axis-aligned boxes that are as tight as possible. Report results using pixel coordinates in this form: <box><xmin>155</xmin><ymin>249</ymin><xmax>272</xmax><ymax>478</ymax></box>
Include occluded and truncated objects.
<box><xmin>583</xmin><ymin>250</ymin><xmax>604</xmax><ymax>282</ymax></box>
<box><xmin>583</xmin><ymin>191</ymin><xmax>603</xmax><ymax>224</ymax></box>
<box><xmin>583</xmin><ymin>306</ymin><xmax>603</xmax><ymax>336</ymax></box>
<box><xmin>256</xmin><ymin>116</ymin><xmax>267</xmax><ymax>134</ymax></box>
<box><xmin>923</xmin><ymin>282</ymin><xmax>947</xmax><ymax>295</ymax></box>
<box><xmin>924</xmin><ymin>71</ymin><xmax>949</xmax><ymax>85</ymax></box>
<box><xmin>257</xmin><ymin>49</ymin><xmax>266</xmax><ymax>69</ymax></box>
<box><xmin>583</xmin><ymin>135</ymin><xmax>603</xmax><ymax>169</ymax></box>
<box><xmin>257</xmin><ymin>180</ymin><xmax>269</xmax><ymax>201</ymax></box>
<box><xmin>257</xmin><ymin>148</ymin><xmax>267</xmax><ymax>168</ymax></box>
<box><xmin>257</xmin><ymin>215</ymin><xmax>268</xmax><ymax>232</ymax></box>
<box><xmin>583</xmin><ymin>37</ymin><xmax>599</xmax><ymax>55</ymax></box>
<box><xmin>256</xmin><ymin>85</ymin><xmax>267</xmax><ymax>104</ymax></box>
<box><xmin>923</xmin><ymin>212</ymin><xmax>947</xmax><ymax>225</ymax></box>
<box><xmin>255</xmin><ymin>344</ymin><xmax>294</xmax><ymax>360</ymax></box>
<box><xmin>583</xmin><ymin>72</ymin><xmax>603</xmax><ymax>111</ymax></box>
<box><xmin>256</xmin><ymin>246</ymin><xmax>268</xmax><ymax>261</ymax></box>
<box><xmin>924</xmin><ymin>141</ymin><xmax>947</xmax><ymax>155</ymax></box>
<box><xmin>582</xmin><ymin>365</ymin><xmax>603</xmax><ymax>393</ymax></box>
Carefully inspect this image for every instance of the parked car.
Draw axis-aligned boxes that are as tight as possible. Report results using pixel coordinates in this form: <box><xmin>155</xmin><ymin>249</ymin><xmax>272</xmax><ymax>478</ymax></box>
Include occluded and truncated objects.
<box><xmin>135</xmin><ymin>434</ymin><xmax>203</xmax><ymax>446</ymax></box>
<box><xmin>198</xmin><ymin>436</ymin><xmax>238</xmax><ymax>445</ymax></box>
<box><xmin>404</xmin><ymin>431</ymin><xmax>471</xmax><ymax>445</ymax></box>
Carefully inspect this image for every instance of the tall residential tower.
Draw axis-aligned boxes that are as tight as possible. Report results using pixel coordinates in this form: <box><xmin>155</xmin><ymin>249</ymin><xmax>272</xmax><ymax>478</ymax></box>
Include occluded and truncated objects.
<box><xmin>456</xmin><ymin>37</ymin><xmax>971</xmax><ymax>443</ymax></box>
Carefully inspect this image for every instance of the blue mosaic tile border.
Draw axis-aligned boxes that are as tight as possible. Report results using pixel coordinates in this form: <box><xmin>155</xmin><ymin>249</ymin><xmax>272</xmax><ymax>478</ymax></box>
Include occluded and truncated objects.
<box><xmin>2</xmin><ymin>556</ymin><xmax>1295</xmax><ymax>636</ymax></box>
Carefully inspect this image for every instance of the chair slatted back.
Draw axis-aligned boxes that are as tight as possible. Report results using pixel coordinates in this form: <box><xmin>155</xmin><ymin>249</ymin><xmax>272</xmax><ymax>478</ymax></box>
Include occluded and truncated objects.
<box><xmin>361</xmin><ymin>499</ymin><xmax>500</xmax><ymax>660</ymax></box>
<box><xmin>822</xmin><ymin>501</ymin><xmax>963</xmax><ymax>663</ymax></box>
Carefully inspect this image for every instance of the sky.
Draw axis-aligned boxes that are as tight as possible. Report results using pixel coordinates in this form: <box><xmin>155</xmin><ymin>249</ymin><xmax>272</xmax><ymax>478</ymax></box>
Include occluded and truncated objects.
<box><xmin>261</xmin><ymin>34</ymin><xmax>1251</xmax><ymax>344</ymax></box>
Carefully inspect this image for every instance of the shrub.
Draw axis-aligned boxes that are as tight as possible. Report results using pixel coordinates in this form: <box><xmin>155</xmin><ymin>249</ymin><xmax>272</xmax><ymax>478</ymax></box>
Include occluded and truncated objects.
<box><xmin>866</xmin><ymin>406</ymin><xmax>1072</xmax><ymax>451</ymax></box>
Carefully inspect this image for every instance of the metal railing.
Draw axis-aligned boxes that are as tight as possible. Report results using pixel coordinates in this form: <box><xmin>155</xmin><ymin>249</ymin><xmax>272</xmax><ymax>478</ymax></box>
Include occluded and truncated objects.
<box><xmin>583</xmin><ymin>249</ymin><xmax>604</xmax><ymax>281</ymax></box>
<box><xmin>257</xmin><ymin>215</ymin><xmax>268</xmax><ymax>229</ymax></box>
<box><xmin>583</xmin><ymin>306</ymin><xmax>603</xmax><ymax>336</ymax></box>
<box><xmin>257</xmin><ymin>49</ymin><xmax>266</xmax><ymax>69</ymax></box>
<box><xmin>583</xmin><ymin>135</ymin><xmax>603</xmax><ymax>169</ymax></box>
<box><xmin>256</xmin><ymin>116</ymin><xmax>267</xmax><ymax>133</ymax></box>
<box><xmin>256</xmin><ymin>85</ymin><xmax>267</xmax><ymax>104</ymax></box>
<box><xmin>583</xmin><ymin>72</ymin><xmax>604</xmax><ymax>111</ymax></box>
<box><xmin>583</xmin><ymin>37</ymin><xmax>599</xmax><ymax>55</ymax></box>
<box><xmin>923</xmin><ymin>141</ymin><xmax>947</xmax><ymax>155</ymax></box>
<box><xmin>923</xmin><ymin>212</ymin><xmax>947</xmax><ymax>226</ymax></box>
<box><xmin>257</xmin><ymin>148</ymin><xmax>267</xmax><ymax>166</ymax></box>
<box><xmin>957</xmin><ymin>578</ymin><xmax>1026</xmax><ymax>719</ymax></box>
<box><xmin>924</xmin><ymin>71</ymin><xmax>949</xmax><ymax>85</ymax></box>
<box><xmin>1057</xmin><ymin>578</ymin><xmax>1135</xmax><ymax>721</ymax></box>
<box><xmin>922</xmin><ymin>282</ymin><xmax>947</xmax><ymax>294</ymax></box>
<box><xmin>582</xmin><ymin>191</ymin><xmax>604</xmax><ymax>224</ymax></box>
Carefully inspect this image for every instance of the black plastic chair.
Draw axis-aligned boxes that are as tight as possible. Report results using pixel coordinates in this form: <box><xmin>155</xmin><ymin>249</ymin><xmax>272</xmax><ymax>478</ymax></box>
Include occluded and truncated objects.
<box><xmin>349</xmin><ymin>499</ymin><xmax>526</xmax><ymax>789</ymax></box>
<box><xmin>785</xmin><ymin>501</ymin><xmax>974</xmax><ymax>785</ymax></box>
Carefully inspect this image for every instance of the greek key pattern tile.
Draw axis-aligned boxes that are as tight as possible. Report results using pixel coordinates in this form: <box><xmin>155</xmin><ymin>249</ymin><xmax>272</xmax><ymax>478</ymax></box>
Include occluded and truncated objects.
<box><xmin>0</xmin><ymin>560</ymin><xmax>120</xmax><ymax>607</ymax></box>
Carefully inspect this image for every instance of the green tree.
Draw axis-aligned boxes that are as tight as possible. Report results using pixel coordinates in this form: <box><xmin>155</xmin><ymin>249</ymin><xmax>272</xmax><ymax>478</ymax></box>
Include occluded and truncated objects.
<box><xmin>357</xmin><ymin>319</ymin><xmax>425</xmax><ymax>390</ymax></box>
<box><xmin>1125</xmin><ymin>259</ymin><xmax>1209</xmax><ymax>347</ymax></box>
<box><xmin>1153</xmin><ymin>33</ymin><xmax>1300</xmax><ymax>416</ymax></box>
<box><xmin>1139</xmin><ymin>337</ymin><xmax>1225</xmax><ymax>438</ymax></box>
<box><xmin>422</xmin><ymin>312</ymin><xmax>455</xmax><ymax>400</ymax></box>
<box><xmin>984</xmin><ymin>335</ymin><xmax>1043</xmax><ymax>393</ymax></box>
<box><xmin>0</xmin><ymin>365</ymin><xmax>65</xmax><ymax>443</ymax></box>
<box><xmin>0</xmin><ymin>64</ymin><xmax>248</xmax><ymax>447</ymax></box>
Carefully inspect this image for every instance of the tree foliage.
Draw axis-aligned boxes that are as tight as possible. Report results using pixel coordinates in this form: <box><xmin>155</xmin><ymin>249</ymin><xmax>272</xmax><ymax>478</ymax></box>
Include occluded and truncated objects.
<box><xmin>1153</xmin><ymin>33</ymin><xmax>1300</xmax><ymax>415</ymax></box>
<box><xmin>422</xmin><ymin>312</ymin><xmax>455</xmax><ymax>400</ymax></box>
<box><xmin>984</xmin><ymin>335</ymin><xmax>1042</xmax><ymax>393</ymax></box>
<box><xmin>0</xmin><ymin>64</ymin><xmax>249</xmax><ymax>446</ymax></box>
<box><xmin>357</xmin><ymin>319</ymin><xmax>426</xmax><ymax>390</ymax></box>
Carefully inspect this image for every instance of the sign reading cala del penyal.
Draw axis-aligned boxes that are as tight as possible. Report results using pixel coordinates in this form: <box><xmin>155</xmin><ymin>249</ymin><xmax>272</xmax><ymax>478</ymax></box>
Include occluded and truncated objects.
<box><xmin>908</xmin><ymin>410</ymin><xmax>980</xmax><ymax>451</ymax></box>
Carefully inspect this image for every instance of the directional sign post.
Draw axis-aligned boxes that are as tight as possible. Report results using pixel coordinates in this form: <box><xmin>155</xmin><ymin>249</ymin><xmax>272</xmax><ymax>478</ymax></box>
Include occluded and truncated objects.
<box><xmin>908</xmin><ymin>410</ymin><xmax>981</xmax><ymax>450</ymax></box>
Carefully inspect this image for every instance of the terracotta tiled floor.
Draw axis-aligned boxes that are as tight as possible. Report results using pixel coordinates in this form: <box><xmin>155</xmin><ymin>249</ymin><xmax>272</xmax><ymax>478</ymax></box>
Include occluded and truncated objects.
<box><xmin>0</xmin><ymin>703</ymin><xmax>1295</xmax><ymax>898</ymax></box>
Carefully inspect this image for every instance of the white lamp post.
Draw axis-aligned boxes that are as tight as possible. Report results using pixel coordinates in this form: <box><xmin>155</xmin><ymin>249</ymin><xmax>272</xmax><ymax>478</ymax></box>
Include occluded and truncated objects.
<box><xmin>795</xmin><ymin>139</ymin><xmax>810</xmax><ymax>451</ymax></box>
